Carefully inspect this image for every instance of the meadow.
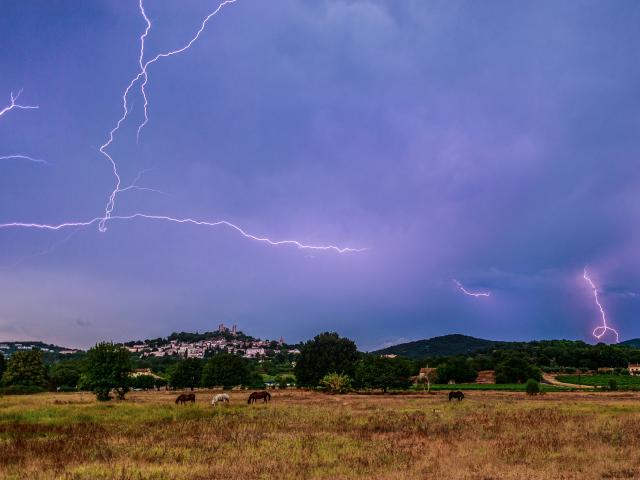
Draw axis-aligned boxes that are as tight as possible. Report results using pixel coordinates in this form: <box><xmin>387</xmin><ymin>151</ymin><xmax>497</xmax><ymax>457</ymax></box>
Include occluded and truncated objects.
<box><xmin>1</xmin><ymin>389</ymin><xmax>640</xmax><ymax>479</ymax></box>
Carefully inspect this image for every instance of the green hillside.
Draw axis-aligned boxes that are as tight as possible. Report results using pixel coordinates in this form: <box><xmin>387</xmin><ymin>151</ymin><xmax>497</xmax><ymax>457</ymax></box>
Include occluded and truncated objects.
<box><xmin>373</xmin><ymin>334</ymin><xmax>504</xmax><ymax>358</ymax></box>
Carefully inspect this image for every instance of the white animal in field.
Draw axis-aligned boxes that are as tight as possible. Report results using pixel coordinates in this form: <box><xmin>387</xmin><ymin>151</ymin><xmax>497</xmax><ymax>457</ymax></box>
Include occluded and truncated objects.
<box><xmin>211</xmin><ymin>393</ymin><xmax>230</xmax><ymax>406</ymax></box>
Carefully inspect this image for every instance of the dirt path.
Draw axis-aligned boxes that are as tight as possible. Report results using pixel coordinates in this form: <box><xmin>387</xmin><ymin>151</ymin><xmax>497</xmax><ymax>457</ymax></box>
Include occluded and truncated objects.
<box><xmin>542</xmin><ymin>373</ymin><xmax>592</xmax><ymax>389</ymax></box>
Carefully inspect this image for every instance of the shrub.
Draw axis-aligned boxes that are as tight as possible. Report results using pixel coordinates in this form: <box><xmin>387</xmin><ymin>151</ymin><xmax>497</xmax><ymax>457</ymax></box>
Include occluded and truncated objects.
<box><xmin>608</xmin><ymin>379</ymin><xmax>618</xmax><ymax>391</ymax></box>
<box><xmin>526</xmin><ymin>378</ymin><xmax>540</xmax><ymax>395</ymax></box>
<box><xmin>0</xmin><ymin>385</ymin><xmax>47</xmax><ymax>395</ymax></box>
<box><xmin>56</xmin><ymin>385</ymin><xmax>77</xmax><ymax>393</ymax></box>
<box><xmin>275</xmin><ymin>375</ymin><xmax>295</xmax><ymax>389</ymax></box>
<box><xmin>320</xmin><ymin>372</ymin><xmax>352</xmax><ymax>394</ymax></box>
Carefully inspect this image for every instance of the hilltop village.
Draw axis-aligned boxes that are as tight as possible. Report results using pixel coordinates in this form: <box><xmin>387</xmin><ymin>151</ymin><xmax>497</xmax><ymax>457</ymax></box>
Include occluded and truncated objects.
<box><xmin>122</xmin><ymin>323</ymin><xmax>301</xmax><ymax>360</ymax></box>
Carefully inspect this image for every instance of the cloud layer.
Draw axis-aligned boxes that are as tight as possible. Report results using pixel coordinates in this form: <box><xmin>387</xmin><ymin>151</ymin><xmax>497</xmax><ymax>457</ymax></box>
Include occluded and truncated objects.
<box><xmin>0</xmin><ymin>0</ymin><xmax>638</xmax><ymax>348</ymax></box>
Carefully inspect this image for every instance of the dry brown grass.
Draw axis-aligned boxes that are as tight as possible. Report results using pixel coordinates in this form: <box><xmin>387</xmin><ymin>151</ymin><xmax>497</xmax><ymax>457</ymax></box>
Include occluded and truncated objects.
<box><xmin>1</xmin><ymin>389</ymin><xmax>640</xmax><ymax>479</ymax></box>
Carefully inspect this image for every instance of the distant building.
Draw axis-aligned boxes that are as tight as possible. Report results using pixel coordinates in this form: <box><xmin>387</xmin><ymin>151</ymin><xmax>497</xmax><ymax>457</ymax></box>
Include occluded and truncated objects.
<box><xmin>597</xmin><ymin>367</ymin><xmax>615</xmax><ymax>374</ymax></box>
<box><xmin>130</xmin><ymin>368</ymin><xmax>163</xmax><ymax>380</ymax></box>
<box><xmin>126</xmin><ymin>344</ymin><xmax>146</xmax><ymax>353</ymax></box>
<box><xmin>476</xmin><ymin>370</ymin><xmax>496</xmax><ymax>384</ymax></box>
<box><xmin>413</xmin><ymin>367</ymin><xmax>437</xmax><ymax>384</ymax></box>
<box><xmin>244</xmin><ymin>347</ymin><xmax>266</xmax><ymax>358</ymax></box>
<box><xmin>381</xmin><ymin>354</ymin><xmax>397</xmax><ymax>359</ymax></box>
<box><xmin>629</xmin><ymin>364</ymin><xmax>640</xmax><ymax>376</ymax></box>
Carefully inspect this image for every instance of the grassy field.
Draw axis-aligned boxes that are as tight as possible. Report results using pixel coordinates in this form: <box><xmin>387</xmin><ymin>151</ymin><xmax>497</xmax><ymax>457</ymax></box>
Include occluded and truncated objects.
<box><xmin>557</xmin><ymin>374</ymin><xmax>640</xmax><ymax>389</ymax></box>
<box><xmin>1</xmin><ymin>389</ymin><xmax>640</xmax><ymax>479</ymax></box>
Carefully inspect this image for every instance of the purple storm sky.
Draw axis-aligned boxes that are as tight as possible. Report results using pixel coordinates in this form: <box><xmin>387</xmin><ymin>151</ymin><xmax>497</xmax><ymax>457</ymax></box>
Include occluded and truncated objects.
<box><xmin>1</xmin><ymin>1</ymin><xmax>639</xmax><ymax>349</ymax></box>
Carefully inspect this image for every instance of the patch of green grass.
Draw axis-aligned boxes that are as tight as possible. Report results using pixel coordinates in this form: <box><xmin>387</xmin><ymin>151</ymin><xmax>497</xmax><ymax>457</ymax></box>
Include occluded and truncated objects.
<box><xmin>412</xmin><ymin>383</ymin><xmax>568</xmax><ymax>392</ymax></box>
<box><xmin>556</xmin><ymin>375</ymin><xmax>640</xmax><ymax>389</ymax></box>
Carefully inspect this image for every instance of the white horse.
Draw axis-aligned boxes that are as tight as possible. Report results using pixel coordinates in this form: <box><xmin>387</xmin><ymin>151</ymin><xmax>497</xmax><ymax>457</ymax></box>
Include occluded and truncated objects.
<box><xmin>211</xmin><ymin>393</ymin><xmax>230</xmax><ymax>406</ymax></box>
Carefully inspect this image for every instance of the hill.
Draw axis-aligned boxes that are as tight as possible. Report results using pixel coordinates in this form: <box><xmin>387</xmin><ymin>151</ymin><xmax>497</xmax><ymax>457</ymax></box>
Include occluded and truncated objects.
<box><xmin>619</xmin><ymin>338</ymin><xmax>640</xmax><ymax>348</ymax></box>
<box><xmin>373</xmin><ymin>334</ymin><xmax>505</xmax><ymax>358</ymax></box>
<box><xmin>0</xmin><ymin>341</ymin><xmax>81</xmax><ymax>363</ymax></box>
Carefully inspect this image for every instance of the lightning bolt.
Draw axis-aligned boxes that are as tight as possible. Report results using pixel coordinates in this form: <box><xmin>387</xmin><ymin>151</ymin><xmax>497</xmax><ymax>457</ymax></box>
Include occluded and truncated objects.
<box><xmin>453</xmin><ymin>279</ymin><xmax>490</xmax><ymax>298</ymax></box>
<box><xmin>118</xmin><ymin>169</ymin><xmax>171</xmax><ymax>197</ymax></box>
<box><xmin>583</xmin><ymin>267</ymin><xmax>619</xmax><ymax>343</ymax></box>
<box><xmin>0</xmin><ymin>215</ymin><xmax>365</xmax><ymax>253</ymax></box>
<box><xmin>98</xmin><ymin>0</ymin><xmax>237</xmax><ymax>232</ymax></box>
<box><xmin>0</xmin><ymin>90</ymin><xmax>38</xmax><ymax>118</ymax></box>
<box><xmin>0</xmin><ymin>154</ymin><xmax>50</xmax><ymax>166</ymax></box>
<box><xmin>1</xmin><ymin>1</ymin><xmax>364</xmax><ymax>258</ymax></box>
<box><xmin>1</xmin><ymin>91</ymin><xmax>44</xmax><ymax>166</ymax></box>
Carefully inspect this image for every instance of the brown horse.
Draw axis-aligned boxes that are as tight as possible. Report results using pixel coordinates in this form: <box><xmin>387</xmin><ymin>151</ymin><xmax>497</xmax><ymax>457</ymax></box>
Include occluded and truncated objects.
<box><xmin>175</xmin><ymin>393</ymin><xmax>196</xmax><ymax>405</ymax></box>
<box><xmin>247</xmin><ymin>391</ymin><xmax>271</xmax><ymax>404</ymax></box>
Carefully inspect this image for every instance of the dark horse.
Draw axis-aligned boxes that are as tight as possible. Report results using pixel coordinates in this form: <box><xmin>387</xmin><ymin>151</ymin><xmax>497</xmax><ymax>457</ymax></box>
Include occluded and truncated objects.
<box><xmin>248</xmin><ymin>391</ymin><xmax>271</xmax><ymax>404</ymax></box>
<box><xmin>175</xmin><ymin>393</ymin><xmax>196</xmax><ymax>405</ymax></box>
<box><xmin>448</xmin><ymin>391</ymin><xmax>464</xmax><ymax>401</ymax></box>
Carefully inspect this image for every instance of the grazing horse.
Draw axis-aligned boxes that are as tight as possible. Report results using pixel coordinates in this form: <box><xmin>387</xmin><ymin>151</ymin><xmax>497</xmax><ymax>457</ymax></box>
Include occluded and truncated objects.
<box><xmin>175</xmin><ymin>393</ymin><xmax>196</xmax><ymax>405</ymax></box>
<box><xmin>448</xmin><ymin>391</ymin><xmax>464</xmax><ymax>402</ymax></box>
<box><xmin>211</xmin><ymin>393</ymin><xmax>230</xmax><ymax>406</ymax></box>
<box><xmin>247</xmin><ymin>391</ymin><xmax>271</xmax><ymax>404</ymax></box>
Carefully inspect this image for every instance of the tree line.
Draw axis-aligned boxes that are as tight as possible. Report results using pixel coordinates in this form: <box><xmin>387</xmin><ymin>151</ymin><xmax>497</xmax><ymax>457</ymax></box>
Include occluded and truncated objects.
<box><xmin>2</xmin><ymin>331</ymin><xmax>637</xmax><ymax>399</ymax></box>
<box><xmin>0</xmin><ymin>343</ymin><xmax>275</xmax><ymax>400</ymax></box>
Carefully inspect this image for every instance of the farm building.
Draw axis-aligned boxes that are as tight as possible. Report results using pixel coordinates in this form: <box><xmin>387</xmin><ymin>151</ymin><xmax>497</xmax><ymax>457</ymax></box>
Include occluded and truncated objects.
<box><xmin>597</xmin><ymin>367</ymin><xmax>614</xmax><ymax>374</ymax></box>
<box><xmin>130</xmin><ymin>368</ymin><xmax>163</xmax><ymax>380</ymax></box>
<box><xmin>476</xmin><ymin>370</ymin><xmax>496</xmax><ymax>384</ymax></box>
<box><xmin>628</xmin><ymin>364</ymin><xmax>640</xmax><ymax>376</ymax></box>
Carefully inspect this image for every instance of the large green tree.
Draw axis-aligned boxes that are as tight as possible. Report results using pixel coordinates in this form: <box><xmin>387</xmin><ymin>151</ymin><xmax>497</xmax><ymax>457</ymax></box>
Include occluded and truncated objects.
<box><xmin>84</xmin><ymin>342</ymin><xmax>133</xmax><ymax>401</ymax></box>
<box><xmin>294</xmin><ymin>332</ymin><xmax>359</xmax><ymax>387</ymax></box>
<box><xmin>436</xmin><ymin>357</ymin><xmax>478</xmax><ymax>384</ymax></box>
<box><xmin>49</xmin><ymin>360</ymin><xmax>82</xmax><ymax>390</ymax></box>
<box><xmin>1</xmin><ymin>349</ymin><xmax>46</xmax><ymax>387</ymax></box>
<box><xmin>168</xmin><ymin>358</ymin><xmax>203</xmax><ymax>390</ymax></box>
<box><xmin>495</xmin><ymin>354</ymin><xmax>541</xmax><ymax>383</ymax></box>
<box><xmin>201</xmin><ymin>353</ymin><xmax>251</xmax><ymax>388</ymax></box>
<box><xmin>354</xmin><ymin>355</ymin><xmax>413</xmax><ymax>392</ymax></box>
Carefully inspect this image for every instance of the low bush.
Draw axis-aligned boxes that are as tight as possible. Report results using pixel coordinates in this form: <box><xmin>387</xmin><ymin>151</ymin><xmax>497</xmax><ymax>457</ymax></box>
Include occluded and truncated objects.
<box><xmin>0</xmin><ymin>385</ymin><xmax>47</xmax><ymax>395</ymax></box>
<box><xmin>56</xmin><ymin>385</ymin><xmax>77</xmax><ymax>393</ymax></box>
<box><xmin>525</xmin><ymin>378</ymin><xmax>540</xmax><ymax>395</ymax></box>
<box><xmin>320</xmin><ymin>372</ymin><xmax>352</xmax><ymax>394</ymax></box>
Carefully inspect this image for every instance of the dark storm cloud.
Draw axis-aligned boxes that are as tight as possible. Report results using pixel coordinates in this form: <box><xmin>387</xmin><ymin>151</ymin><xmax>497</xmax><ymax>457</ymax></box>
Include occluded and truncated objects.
<box><xmin>0</xmin><ymin>0</ymin><xmax>638</xmax><ymax>348</ymax></box>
